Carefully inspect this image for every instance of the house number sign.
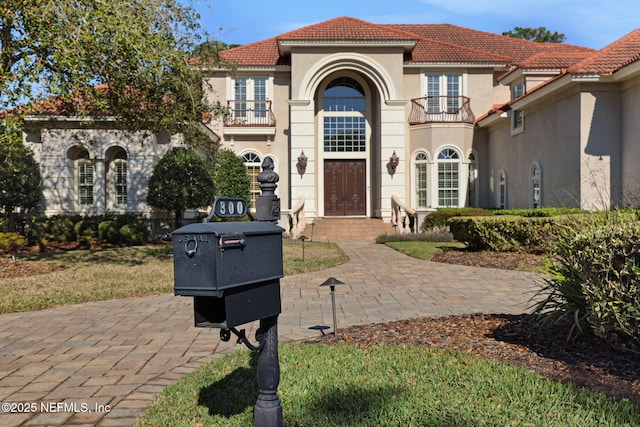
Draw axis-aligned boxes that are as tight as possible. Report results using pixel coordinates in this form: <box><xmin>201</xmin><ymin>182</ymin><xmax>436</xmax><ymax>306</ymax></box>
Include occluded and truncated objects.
<box><xmin>213</xmin><ymin>197</ymin><xmax>248</xmax><ymax>218</ymax></box>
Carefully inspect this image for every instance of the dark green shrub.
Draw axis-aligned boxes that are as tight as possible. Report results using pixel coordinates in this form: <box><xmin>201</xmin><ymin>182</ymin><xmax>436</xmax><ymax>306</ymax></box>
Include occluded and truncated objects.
<box><xmin>26</xmin><ymin>214</ymin><xmax>49</xmax><ymax>247</ymax></box>
<box><xmin>119</xmin><ymin>223</ymin><xmax>148</xmax><ymax>246</ymax></box>
<box><xmin>49</xmin><ymin>214</ymin><xmax>78</xmax><ymax>242</ymax></box>
<box><xmin>98</xmin><ymin>220</ymin><xmax>120</xmax><ymax>244</ymax></box>
<box><xmin>448</xmin><ymin>214</ymin><xmax>605</xmax><ymax>252</ymax></box>
<box><xmin>0</xmin><ymin>232</ymin><xmax>27</xmax><ymax>253</ymax></box>
<box><xmin>422</xmin><ymin>208</ymin><xmax>494</xmax><ymax>229</ymax></box>
<box><xmin>534</xmin><ymin>222</ymin><xmax>640</xmax><ymax>349</ymax></box>
<box><xmin>376</xmin><ymin>228</ymin><xmax>453</xmax><ymax>244</ymax></box>
<box><xmin>495</xmin><ymin>207</ymin><xmax>584</xmax><ymax>217</ymax></box>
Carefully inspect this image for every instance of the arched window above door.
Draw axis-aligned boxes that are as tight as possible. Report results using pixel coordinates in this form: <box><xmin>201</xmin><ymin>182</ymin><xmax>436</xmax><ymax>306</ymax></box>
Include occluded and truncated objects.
<box><xmin>322</xmin><ymin>77</ymin><xmax>367</xmax><ymax>153</ymax></box>
<box><xmin>323</xmin><ymin>77</ymin><xmax>365</xmax><ymax>112</ymax></box>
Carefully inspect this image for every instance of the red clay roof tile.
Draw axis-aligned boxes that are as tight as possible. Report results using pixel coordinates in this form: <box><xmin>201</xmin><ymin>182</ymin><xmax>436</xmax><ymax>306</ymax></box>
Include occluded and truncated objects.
<box><xmin>568</xmin><ymin>28</ymin><xmax>640</xmax><ymax>75</ymax></box>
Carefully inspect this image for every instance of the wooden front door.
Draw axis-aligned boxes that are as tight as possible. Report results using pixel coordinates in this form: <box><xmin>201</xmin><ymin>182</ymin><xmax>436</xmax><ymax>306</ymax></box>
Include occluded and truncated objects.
<box><xmin>324</xmin><ymin>160</ymin><xmax>366</xmax><ymax>216</ymax></box>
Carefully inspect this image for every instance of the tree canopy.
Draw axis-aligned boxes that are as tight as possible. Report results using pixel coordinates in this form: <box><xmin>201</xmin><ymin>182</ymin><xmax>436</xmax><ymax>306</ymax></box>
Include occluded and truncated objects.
<box><xmin>146</xmin><ymin>147</ymin><xmax>215</xmax><ymax>228</ymax></box>
<box><xmin>503</xmin><ymin>27</ymin><xmax>566</xmax><ymax>43</ymax></box>
<box><xmin>210</xmin><ymin>148</ymin><xmax>251</xmax><ymax>205</ymax></box>
<box><xmin>0</xmin><ymin>0</ymin><xmax>224</xmax><ymax>137</ymax></box>
<box><xmin>0</xmin><ymin>122</ymin><xmax>41</xmax><ymax>228</ymax></box>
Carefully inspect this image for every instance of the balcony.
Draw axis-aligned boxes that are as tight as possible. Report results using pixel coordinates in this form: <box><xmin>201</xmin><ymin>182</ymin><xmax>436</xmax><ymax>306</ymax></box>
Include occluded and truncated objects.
<box><xmin>409</xmin><ymin>96</ymin><xmax>475</xmax><ymax>125</ymax></box>
<box><xmin>223</xmin><ymin>100</ymin><xmax>276</xmax><ymax>127</ymax></box>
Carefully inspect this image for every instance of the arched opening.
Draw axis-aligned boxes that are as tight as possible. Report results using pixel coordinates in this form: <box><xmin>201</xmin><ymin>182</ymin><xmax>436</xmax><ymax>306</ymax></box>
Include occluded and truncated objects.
<box><xmin>318</xmin><ymin>74</ymin><xmax>377</xmax><ymax>216</ymax></box>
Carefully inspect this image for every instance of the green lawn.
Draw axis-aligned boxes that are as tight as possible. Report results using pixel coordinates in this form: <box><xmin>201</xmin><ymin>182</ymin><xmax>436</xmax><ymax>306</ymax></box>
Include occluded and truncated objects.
<box><xmin>0</xmin><ymin>240</ymin><xmax>347</xmax><ymax>313</ymax></box>
<box><xmin>136</xmin><ymin>343</ymin><xmax>640</xmax><ymax>426</ymax></box>
<box><xmin>384</xmin><ymin>240</ymin><xmax>466</xmax><ymax>260</ymax></box>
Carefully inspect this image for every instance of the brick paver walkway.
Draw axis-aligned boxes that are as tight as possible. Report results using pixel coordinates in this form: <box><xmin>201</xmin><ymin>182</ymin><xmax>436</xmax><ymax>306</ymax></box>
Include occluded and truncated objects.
<box><xmin>0</xmin><ymin>241</ymin><xmax>541</xmax><ymax>426</ymax></box>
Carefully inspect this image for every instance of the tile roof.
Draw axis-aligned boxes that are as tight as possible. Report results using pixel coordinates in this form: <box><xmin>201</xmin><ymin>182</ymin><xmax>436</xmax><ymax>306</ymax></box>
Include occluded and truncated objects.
<box><xmin>277</xmin><ymin>16</ymin><xmax>418</xmax><ymax>42</ymax></box>
<box><xmin>568</xmin><ymin>28</ymin><xmax>640</xmax><ymax>75</ymax></box>
<box><xmin>386</xmin><ymin>23</ymin><xmax>594</xmax><ymax>63</ymax></box>
<box><xmin>516</xmin><ymin>51</ymin><xmax>594</xmax><ymax>69</ymax></box>
<box><xmin>215</xmin><ymin>17</ymin><xmax>597</xmax><ymax>68</ymax></box>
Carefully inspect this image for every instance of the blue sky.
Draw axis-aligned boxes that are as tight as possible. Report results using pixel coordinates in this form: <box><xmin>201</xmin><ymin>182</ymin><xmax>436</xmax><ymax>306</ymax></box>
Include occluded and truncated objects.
<box><xmin>187</xmin><ymin>0</ymin><xmax>638</xmax><ymax>50</ymax></box>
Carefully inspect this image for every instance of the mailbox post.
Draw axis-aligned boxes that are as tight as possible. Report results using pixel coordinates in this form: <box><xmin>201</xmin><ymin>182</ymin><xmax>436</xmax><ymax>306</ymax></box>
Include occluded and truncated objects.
<box><xmin>172</xmin><ymin>157</ymin><xmax>284</xmax><ymax>427</ymax></box>
<box><xmin>253</xmin><ymin>157</ymin><xmax>283</xmax><ymax>427</ymax></box>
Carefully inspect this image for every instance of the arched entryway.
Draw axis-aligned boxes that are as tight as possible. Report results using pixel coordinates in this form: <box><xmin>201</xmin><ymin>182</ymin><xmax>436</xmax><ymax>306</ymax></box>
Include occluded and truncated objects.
<box><xmin>317</xmin><ymin>74</ymin><xmax>377</xmax><ymax>216</ymax></box>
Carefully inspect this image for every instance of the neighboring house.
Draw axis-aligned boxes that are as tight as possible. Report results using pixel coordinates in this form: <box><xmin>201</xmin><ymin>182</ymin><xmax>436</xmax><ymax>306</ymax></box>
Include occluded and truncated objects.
<box><xmin>21</xmin><ymin>16</ymin><xmax>640</xmax><ymax>232</ymax></box>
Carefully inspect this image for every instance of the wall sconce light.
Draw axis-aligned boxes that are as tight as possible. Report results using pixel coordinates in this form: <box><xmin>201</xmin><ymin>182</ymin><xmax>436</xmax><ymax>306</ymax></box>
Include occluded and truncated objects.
<box><xmin>296</xmin><ymin>151</ymin><xmax>308</xmax><ymax>176</ymax></box>
<box><xmin>387</xmin><ymin>150</ymin><xmax>399</xmax><ymax>176</ymax></box>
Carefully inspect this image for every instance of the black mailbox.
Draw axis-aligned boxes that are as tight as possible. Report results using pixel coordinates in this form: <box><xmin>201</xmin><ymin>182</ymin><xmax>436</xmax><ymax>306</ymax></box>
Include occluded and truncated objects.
<box><xmin>172</xmin><ymin>221</ymin><xmax>284</xmax><ymax>329</ymax></box>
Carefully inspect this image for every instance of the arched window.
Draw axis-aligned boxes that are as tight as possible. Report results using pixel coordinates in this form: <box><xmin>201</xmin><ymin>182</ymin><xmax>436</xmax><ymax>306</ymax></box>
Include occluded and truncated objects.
<box><xmin>414</xmin><ymin>152</ymin><xmax>429</xmax><ymax>208</ymax></box>
<box><xmin>322</xmin><ymin>77</ymin><xmax>366</xmax><ymax>152</ymax></box>
<box><xmin>531</xmin><ymin>164</ymin><xmax>541</xmax><ymax>208</ymax></box>
<box><xmin>437</xmin><ymin>148</ymin><xmax>460</xmax><ymax>207</ymax></box>
<box><xmin>467</xmin><ymin>152</ymin><xmax>477</xmax><ymax>207</ymax></box>
<box><xmin>498</xmin><ymin>171</ymin><xmax>507</xmax><ymax>209</ymax></box>
<box><xmin>68</xmin><ymin>146</ymin><xmax>93</xmax><ymax>207</ymax></box>
<box><xmin>242</xmin><ymin>152</ymin><xmax>275</xmax><ymax>208</ymax></box>
<box><xmin>106</xmin><ymin>147</ymin><xmax>128</xmax><ymax>208</ymax></box>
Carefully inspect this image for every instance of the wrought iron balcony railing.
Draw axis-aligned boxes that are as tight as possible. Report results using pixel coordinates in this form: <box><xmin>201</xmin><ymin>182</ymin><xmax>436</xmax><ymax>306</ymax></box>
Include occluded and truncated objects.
<box><xmin>408</xmin><ymin>96</ymin><xmax>475</xmax><ymax>125</ymax></box>
<box><xmin>223</xmin><ymin>100</ymin><xmax>276</xmax><ymax>127</ymax></box>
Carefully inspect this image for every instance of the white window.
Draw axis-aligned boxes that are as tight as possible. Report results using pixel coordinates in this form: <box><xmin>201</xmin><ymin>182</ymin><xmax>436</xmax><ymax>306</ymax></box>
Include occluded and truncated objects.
<box><xmin>498</xmin><ymin>171</ymin><xmax>507</xmax><ymax>209</ymax></box>
<box><xmin>232</xmin><ymin>76</ymin><xmax>269</xmax><ymax>123</ymax></box>
<box><xmin>426</xmin><ymin>73</ymin><xmax>462</xmax><ymax>113</ymax></box>
<box><xmin>511</xmin><ymin>81</ymin><xmax>525</xmax><ymax>132</ymax></box>
<box><xmin>322</xmin><ymin>77</ymin><xmax>366</xmax><ymax>152</ymax></box>
<box><xmin>242</xmin><ymin>152</ymin><xmax>262</xmax><ymax>208</ymax></box>
<box><xmin>78</xmin><ymin>161</ymin><xmax>94</xmax><ymax>206</ymax></box>
<box><xmin>437</xmin><ymin>148</ymin><xmax>460</xmax><ymax>207</ymax></box>
<box><xmin>467</xmin><ymin>152</ymin><xmax>477</xmax><ymax>207</ymax></box>
<box><xmin>531</xmin><ymin>164</ymin><xmax>541</xmax><ymax>208</ymax></box>
<box><xmin>414</xmin><ymin>152</ymin><xmax>429</xmax><ymax>208</ymax></box>
<box><xmin>106</xmin><ymin>146</ymin><xmax>128</xmax><ymax>208</ymax></box>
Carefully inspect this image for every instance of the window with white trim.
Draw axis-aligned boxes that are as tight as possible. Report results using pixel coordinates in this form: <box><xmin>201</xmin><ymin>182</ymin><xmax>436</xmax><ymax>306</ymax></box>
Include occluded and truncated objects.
<box><xmin>414</xmin><ymin>152</ymin><xmax>428</xmax><ymax>208</ymax></box>
<box><xmin>78</xmin><ymin>161</ymin><xmax>94</xmax><ymax>206</ymax></box>
<box><xmin>437</xmin><ymin>148</ymin><xmax>460</xmax><ymax>207</ymax></box>
<box><xmin>242</xmin><ymin>152</ymin><xmax>262</xmax><ymax>208</ymax></box>
<box><xmin>531</xmin><ymin>164</ymin><xmax>541</xmax><ymax>208</ymax></box>
<box><xmin>498</xmin><ymin>171</ymin><xmax>507</xmax><ymax>209</ymax></box>
<box><xmin>511</xmin><ymin>81</ymin><xmax>525</xmax><ymax>132</ymax></box>
<box><xmin>233</xmin><ymin>76</ymin><xmax>268</xmax><ymax>121</ymax></box>
<box><xmin>467</xmin><ymin>152</ymin><xmax>477</xmax><ymax>207</ymax></box>
<box><xmin>322</xmin><ymin>77</ymin><xmax>366</xmax><ymax>152</ymax></box>
<box><xmin>426</xmin><ymin>73</ymin><xmax>462</xmax><ymax>113</ymax></box>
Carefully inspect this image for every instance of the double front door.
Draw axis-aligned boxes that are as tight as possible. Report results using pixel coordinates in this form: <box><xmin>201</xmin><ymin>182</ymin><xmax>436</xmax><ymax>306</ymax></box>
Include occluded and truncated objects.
<box><xmin>324</xmin><ymin>160</ymin><xmax>366</xmax><ymax>216</ymax></box>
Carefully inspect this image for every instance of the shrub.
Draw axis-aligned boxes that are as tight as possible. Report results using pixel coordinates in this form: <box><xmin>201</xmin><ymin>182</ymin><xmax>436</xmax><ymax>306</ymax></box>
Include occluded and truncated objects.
<box><xmin>0</xmin><ymin>232</ymin><xmax>27</xmax><ymax>253</ymax></box>
<box><xmin>49</xmin><ymin>214</ymin><xmax>78</xmax><ymax>242</ymax></box>
<box><xmin>376</xmin><ymin>228</ymin><xmax>453</xmax><ymax>244</ymax></box>
<box><xmin>422</xmin><ymin>208</ymin><xmax>494</xmax><ymax>229</ymax></box>
<box><xmin>448</xmin><ymin>214</ymin><xmax>607</xmax><ymax>252</ymax></box>
<box><xmin>534</xmin><ymin>222</ymin><xmax>640</xmax><ymax>349</ymax></box>
<box><xmin>119</xmin><ymin>223</ymin><xmax>148</xmax><ymax>246</ymax></box>
<box><xmin>495</xmin><ymin>207</ymin><xmax>584</xmax><ymax>217</ymax></box>
<box><xmin>98</xmin><ymin>220</ymin><xmax>120</xmax><ymax>244</ymax></box>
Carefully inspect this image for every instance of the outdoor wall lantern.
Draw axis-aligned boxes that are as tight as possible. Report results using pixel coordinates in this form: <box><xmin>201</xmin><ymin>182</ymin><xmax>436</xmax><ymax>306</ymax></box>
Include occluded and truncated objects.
<box><xmin>296</xmin><ymin>151</ymin><xmax>308</xmax><ymax>176</ymax></box>
<box><xmin>387</xmin><ymin>151</ymin><xmax>400</xmax><ymax>176</ymax></box>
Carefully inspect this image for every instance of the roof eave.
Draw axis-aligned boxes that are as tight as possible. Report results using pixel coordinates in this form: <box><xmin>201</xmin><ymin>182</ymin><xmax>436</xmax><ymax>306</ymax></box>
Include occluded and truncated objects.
<box><xmin>277</xmin><ymin>39</ymin><xmax>417</xmax><ymax>55</ymax></box>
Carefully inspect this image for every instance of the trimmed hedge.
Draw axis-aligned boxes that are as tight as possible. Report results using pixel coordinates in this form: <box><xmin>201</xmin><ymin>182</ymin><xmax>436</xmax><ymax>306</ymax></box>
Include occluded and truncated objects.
<box><xmin>25</xmin><ymin>213</ymin><xmax>150</xmax><ymax>247</ymax></box>
<box><xmin>422</xmin><ymin>208</ymin><xmax>494</xmax><ymax>229</ymax></box>
<box><xmin>448</xmin><ymin>214</ymin><xmax>608</xmax><ymax>252</ymax></box>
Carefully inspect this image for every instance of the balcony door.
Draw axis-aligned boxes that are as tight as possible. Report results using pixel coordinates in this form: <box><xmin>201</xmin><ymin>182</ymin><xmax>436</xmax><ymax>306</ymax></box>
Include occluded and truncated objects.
<box><xmin>324</xmin><ymin>160</ymin><xmax>366</xmax><ymax>216</ymax></box>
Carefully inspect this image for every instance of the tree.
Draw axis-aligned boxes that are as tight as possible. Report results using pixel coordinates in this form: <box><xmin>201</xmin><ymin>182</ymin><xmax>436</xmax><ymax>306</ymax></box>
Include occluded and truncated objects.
<box><xmin>210</xmin><ymin>148</ymin><xmax>251</xmax><ymax>205</ymax></box>
<box><xmin>147</xmin><ymin>147</ymin><xmax>215</xmax><ymax>228</ymax></box>
<box><xmin>503</xmin><ymin>27</ymin><xmax>566</xmax><ymax>43</ymax></box>
<box><xmin>0</xmin><ymin>0</ymin><xmax>225</xmax><ymax>140</ymax></box>
<box><xmin>0</xmin><ymin>122</ymin><xmax>41</xmax><ymax>230</ymax></box>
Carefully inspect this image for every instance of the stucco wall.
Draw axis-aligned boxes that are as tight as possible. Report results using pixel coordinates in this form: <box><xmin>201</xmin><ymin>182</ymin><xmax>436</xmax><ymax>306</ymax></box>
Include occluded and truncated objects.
<box><xmin>621</xmin><ymin>75</ymin><xmax>640</xmax><ymax>205</ymax></box>
<box><xmin>24</xmin><ymin>122</ymin><xmax>180</xmax><ymax>216</ymax></box>
<box><xmin>482</xmin><ymin>88</ymin><xmax>584</xmax><ymax>209</ymax></box>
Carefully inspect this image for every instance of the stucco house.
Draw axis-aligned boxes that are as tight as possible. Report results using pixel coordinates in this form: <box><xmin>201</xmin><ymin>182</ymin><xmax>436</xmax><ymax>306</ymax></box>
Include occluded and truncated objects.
<box><xmin>22</xmin><ymin>16</ymin><xmax>640</xmax><ymax>237</ymax></box>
